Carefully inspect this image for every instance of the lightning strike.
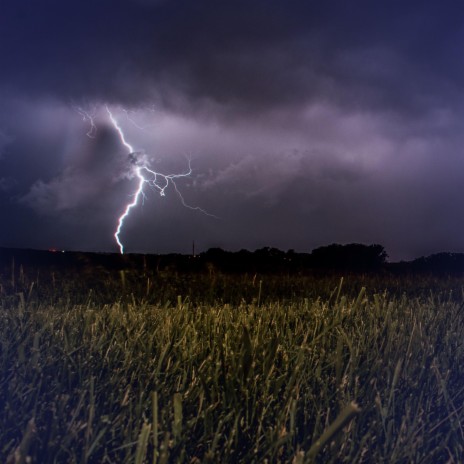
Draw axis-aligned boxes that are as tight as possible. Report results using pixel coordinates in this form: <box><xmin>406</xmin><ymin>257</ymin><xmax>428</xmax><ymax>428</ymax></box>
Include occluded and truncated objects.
<box><xmin>101</xmin><ymin>105</ymin><xmax>216</xmax><ymax>254</ymax></box>
<box><xmin>113</xmin><ymin>166</ymin><xmax>145</xmax><ymax>254</ymax></box>
<box><xmin>122</xmin><ymin>107</ymin><xmax>156</xmax><ymax>130</ymax></box>
<box><xmin>106</xmin><ymin>105</ymin><xmax>134</xmax><ymax>153</ymax></box>
<box><xmin>75</xmin><ymin>107</ymin><xmax>98</xmax><ymax>138</ymax></box>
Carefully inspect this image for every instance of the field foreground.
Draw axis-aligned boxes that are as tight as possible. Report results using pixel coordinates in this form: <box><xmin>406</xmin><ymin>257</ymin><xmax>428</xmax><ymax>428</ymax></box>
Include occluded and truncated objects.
<box><xmin>1</xmin><ymin>262</ymin><xmax>464</xmax><ymax>463</ymax></box>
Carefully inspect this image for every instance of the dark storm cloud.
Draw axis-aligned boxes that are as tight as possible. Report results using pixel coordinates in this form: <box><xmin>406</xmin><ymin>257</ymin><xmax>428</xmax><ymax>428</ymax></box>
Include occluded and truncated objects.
<box><xmin>0</xmin><ymin>130</ymin><xmax>14</xmax><ymax>160</ymax></box>
<box><xmin>2</xmin><ymin>0</ymin><xmax>320</xmax><ymax>112</ymax></box>
<box><xmin>2</xmin><ymin>0</ymin><xmax>462</xmax><ymax>114</ymax></box>
<box><xmin>19</xmin><ymin>123</ymin><xmax>132</xmax><ymax>214</ymax></box>
<box><xmin>1</xmin><ymin>0</ymin><xmax>464</xmax><ymax>258</ymax></box>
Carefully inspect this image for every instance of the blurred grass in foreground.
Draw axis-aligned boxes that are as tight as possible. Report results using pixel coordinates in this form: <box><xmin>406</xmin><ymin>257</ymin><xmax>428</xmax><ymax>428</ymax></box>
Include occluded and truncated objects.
<box><xmin>1</xmin><ymin>265</ymin><xmax>464</xmax><ymax>463</ymax></box>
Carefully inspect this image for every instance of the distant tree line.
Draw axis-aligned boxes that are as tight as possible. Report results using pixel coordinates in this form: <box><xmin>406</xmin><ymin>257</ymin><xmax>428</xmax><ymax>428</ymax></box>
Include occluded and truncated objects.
<box><xmin>201</xmin><ymin>243</ymin><xmax>388</xmax><ymax>273</ymax></box>
<box><xmin>393</xmin><ymin>252</ymin><xmax>464</xmax><ymax>274</ymax></box>
<box><xmin>2</xmin><ymin>245</ymin><xmax>464</xmax><ymax>275</ymax></box>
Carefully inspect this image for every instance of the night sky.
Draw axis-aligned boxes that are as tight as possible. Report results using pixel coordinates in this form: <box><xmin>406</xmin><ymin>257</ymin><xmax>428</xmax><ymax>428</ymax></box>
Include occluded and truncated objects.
<box><xmin>1</xmin><ymin>0</ymin><xmax>464</xmax><ymax>260</ymax></box>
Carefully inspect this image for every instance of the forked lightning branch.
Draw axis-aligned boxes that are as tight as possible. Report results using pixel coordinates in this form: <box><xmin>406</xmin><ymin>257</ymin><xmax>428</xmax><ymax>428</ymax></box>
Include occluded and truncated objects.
<box><xmin>77</xmin><ymin>105</ymin><xmax>214</xmax><ymax>254</ymax></box>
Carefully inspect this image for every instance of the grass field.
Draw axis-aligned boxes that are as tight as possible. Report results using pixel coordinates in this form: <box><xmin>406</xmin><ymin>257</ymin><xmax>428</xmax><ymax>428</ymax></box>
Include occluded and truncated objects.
<box><xmin>2</xmin><ymin>261</ymin><xmax>464</xmax><ymax>463</ymax></box>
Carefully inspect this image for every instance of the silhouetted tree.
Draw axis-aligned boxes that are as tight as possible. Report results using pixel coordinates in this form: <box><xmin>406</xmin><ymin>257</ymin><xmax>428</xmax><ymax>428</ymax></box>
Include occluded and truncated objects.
<box><xmin>309</xmin><ymin>243</ymin><xmax>387</xmax><ymax>271</ymax></box>
<box><xmin>412</xmin><ymin>252</ymin><xmax>464</xmax><ymax>274</ymax></box>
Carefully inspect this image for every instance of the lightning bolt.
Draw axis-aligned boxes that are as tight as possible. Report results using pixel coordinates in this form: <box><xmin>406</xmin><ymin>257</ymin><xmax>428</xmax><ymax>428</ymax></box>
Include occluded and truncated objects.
<box><xmin>113</xmin><ymin>166</ymin><xmax>145</xmax><ymax>254</ymax></box>
<box><xmin>76</xmin><ymin>104</ymin><xmax>215</xmax><ymax>253</ymax></box>
<box><xmin>74</xmin><ymin>106</ymin><xmax>98</xmax><ymax>138</ymax></box>
<box><xmin>122</xmin><ymin>107</ymin><xmax>156</xmax><ymax>130</ymax></box>
<box><xmin>103</xmin><ymin>105</ymin><xmax>216</xmax><ymax>254</ymax></box>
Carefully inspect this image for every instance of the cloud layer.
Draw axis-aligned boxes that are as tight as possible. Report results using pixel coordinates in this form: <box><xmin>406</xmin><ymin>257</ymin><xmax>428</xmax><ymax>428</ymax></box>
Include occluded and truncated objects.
<box><xmin>1</xmin><ymin>0</ymin><xmax>464</xmax><ymax>259</ymax></box>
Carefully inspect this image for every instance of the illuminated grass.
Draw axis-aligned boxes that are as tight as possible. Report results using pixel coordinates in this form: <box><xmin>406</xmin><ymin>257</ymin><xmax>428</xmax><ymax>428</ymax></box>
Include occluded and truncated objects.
<box><xmin>1</xmin><ymin>269</ymin><xmax>464</xmax><ymax>462</ymax></box>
